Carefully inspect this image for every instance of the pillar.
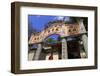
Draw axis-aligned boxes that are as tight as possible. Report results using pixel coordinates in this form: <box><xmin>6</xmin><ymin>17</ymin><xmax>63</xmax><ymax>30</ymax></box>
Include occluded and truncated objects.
<box><xmin>61</xmin><ymin>38</ymin><xmax>68</xmax><ymax>59</ymax></box>
<box><xmin>77</xmin><ymin>18</ymin><xmax>88</xmax><ymax>57</ymax></box>
<box><xmin>82</xmin><ymin>34</ymin><xmax>88</xmax><ymax>57</ymax></box>
<box><xmin>33</xmin><ymin>43</ymin><xmax>42</xmax><ymax>60</ymax></box>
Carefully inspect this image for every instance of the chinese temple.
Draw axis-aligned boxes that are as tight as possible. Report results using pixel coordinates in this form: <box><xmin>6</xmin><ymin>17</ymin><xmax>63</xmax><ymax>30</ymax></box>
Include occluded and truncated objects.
<box><xmin>28</xmin><ymin>18</ymin><xmax>87</xmax><ymax>60</ymax></box>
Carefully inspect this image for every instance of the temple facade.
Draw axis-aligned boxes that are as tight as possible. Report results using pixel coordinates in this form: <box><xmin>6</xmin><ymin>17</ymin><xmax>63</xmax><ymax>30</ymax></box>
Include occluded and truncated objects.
<box><xmin>28</xmin><ymin>19</ymin><xmax>87</xmax><ymax>60</ymax></box>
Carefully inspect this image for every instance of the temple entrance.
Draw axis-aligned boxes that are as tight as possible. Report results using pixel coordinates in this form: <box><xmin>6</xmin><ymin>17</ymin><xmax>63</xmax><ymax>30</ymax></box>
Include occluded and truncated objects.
<box><xmin>42</xmin><ymin>34</ymin><xmax>62</xmax><ymax>60</ymax></box>
<box><xmin>39</xmin><ymin>36</ymin><xmax>81</xmax><ymax>60</ymax></box>
<box><xmin>67</xmin><ymin>40</ymin><xmax>81</xmax><ymax>59</ymax></box>
<box><xmin>45</xmin><ymin>43</ymin><xmax>62</xmax><ymax>60</ymax></box>
<box><xmin>28</xmin><ymin>35</ymin><xmax>82</xmax><ymax>60</ymax></box>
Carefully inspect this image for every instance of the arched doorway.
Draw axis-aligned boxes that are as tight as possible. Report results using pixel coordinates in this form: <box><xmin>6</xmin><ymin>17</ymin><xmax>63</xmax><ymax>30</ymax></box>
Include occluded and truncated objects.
<box><xmin>42</xmin><ymin>34</ymin><xmax>62</xmax><ymax>60</ymax></box>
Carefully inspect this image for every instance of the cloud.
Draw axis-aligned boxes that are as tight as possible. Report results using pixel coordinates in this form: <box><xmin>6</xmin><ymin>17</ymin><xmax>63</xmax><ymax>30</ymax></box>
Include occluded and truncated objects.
<box><xmin>57</xmin><ymin>16</ymin><xmax>64</xmax><ymax>20</ymax></box>
<box><xmin>54</xmin><ymin>16</ymin><xmax>70</xmax><ymax>21</ymax></box>
<box><xmin>54</xmin><ymin>16</ymin><xmax>64</xmax><ymax>20</ymax></box>
<box><xmin>64</xmin><ymin>17</ymin><xmax>70</xmax><ymax>22</ymax></box>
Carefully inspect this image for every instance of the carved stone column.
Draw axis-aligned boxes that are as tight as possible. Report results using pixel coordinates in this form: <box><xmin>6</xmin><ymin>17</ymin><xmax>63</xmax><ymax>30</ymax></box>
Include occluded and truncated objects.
<box><xmin>61</xmin><ymin>38</ymin><xmax>68</xmax><ymax>59</ymax></box>
<box><xmin>82</xmin><ymin>34</ymin><xmax>88</xmax><ymax>57</ymax></box>
<box><xmin>33</xmin><ymin>43</ymin><xmax>42</xmax><ymax>60</ymax></box>
<box><xmin>77</xmin><ymin>18</ymin><xmax>88</xmax><ymax>57</ymax></box>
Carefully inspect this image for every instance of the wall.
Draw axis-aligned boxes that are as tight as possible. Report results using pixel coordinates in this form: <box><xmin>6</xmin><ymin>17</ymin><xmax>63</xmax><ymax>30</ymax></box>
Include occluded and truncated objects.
<box><xmin>0</xmin><ymin>0</ymin><xmax>100</xmax><ymax>76</ymax></box>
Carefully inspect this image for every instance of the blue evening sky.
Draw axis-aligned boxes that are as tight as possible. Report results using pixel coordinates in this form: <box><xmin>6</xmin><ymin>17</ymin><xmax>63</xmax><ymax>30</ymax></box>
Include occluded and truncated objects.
<box><xmin>28</xmin><ymin>15</ymin><xmax>70</xmax><ymax>32</ymax></box>
<box><xmin>28</xmin><ymin>15</ymin><xmax>70</xmax><ymax>40</ymax></box>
